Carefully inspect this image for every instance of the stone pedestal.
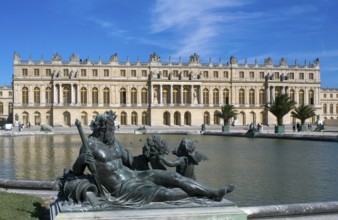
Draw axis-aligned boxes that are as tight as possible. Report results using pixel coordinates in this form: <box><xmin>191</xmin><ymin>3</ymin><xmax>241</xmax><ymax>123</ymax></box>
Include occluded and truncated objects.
<box><xmin>51</xmin><ymin>199</ymin><xmax>247</xmax><ymax>220</ymax></box>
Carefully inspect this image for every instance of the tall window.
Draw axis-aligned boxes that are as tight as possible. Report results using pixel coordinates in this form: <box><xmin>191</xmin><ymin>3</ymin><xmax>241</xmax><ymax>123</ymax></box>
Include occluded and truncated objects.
<box><xmin>259</xmin><ymin>89</ymin><xmax>264</xmax><ymax>105</ymax></box>
<box><xmin>224</xmin><ymin>71</ymin><xmax>229</xmax><ymax>78</ymax></box>
<box><xmin>142</xmin><ymin>70</ymin><xmax>147</xmax><ymax>77</ymax></box>
<box><xmin>162</xmin><ymin>89</ymin><xmax>168</xmax><ymax>104</ymax></box>
<box><xmin>239</xmin><ymin>71</ymin><xmax>244</xmax><ymax>78</ymax></box>
<box><xmin>323</xmin><ymin>104</ymin><xmax>327</xmax><ymax>114</ymax></box>
<box><xmin>46</xmin><ymin>69</ymin><xmax>51</xmax><ymax>76</ymax></box>
<box><xmin>309</xmin><ymin>73</ymin><xmax>314</xmax><ymax>80</ymax></box>
<box><xmin>289</xmin><ymin>72</ymin><xmax>294</xmax><ymax>79</ymax></box>
<box><xmin>239</xmin><ymin>89</ymin><xmax>245</xmax><ymax>105</ymax></box>
<box><xmin>183</xmin><ymin>70</ymin><xmax>189</xmax><ymax>78</ymax></box>
<box><xmin>275</xmin><ymin>89</ymin><xmax>280</xmax><ymax>98</ymax></box>
<box><xmin>330</xmin><ymin>104</ymin><xmax>333</xmax><ymax>114</ymax></box>
<box><xmin>203</xmin><ymin>112</ymin><xmax>210</xmax><ymax>125</ymax></box>
<box><xmin>22</xmin><ymin>68</ymin><xmax>28</xmax><ymax>76</ymax></box>
<box><xmin>214</xmin><ymin>71</ymin><xmax>219</xmax><ymax>78</ymax></box>
<box><xmin>290</xmin><ymin>89</ymin><xmax>295</xmax><ymax>102</ymax></box>
<box><xmin>120</xmin><ymin>88</ymin><xmax>126</xmax><ymax>104</ymax></box>
<box><xmin>299</xmin><ymin>72</ymin><xmax>304</xmax><ymax>80</ymax></box>
<box><xmin>308</xmin><ymin>90</ymin><xmax>314</xmax><ymax>105</ymax></box>
<box><xmin>104</xmin><ymin>69</ymin><xmax>109</xmax><ymax>77</ymax></box>
<box><xmin>260</xmin><ymin>72</ymin><xmax>264</xmax><ymax>79</ymax></box>
<box><xmin>142</xmin><ymin>111</ymin><xmax>148</xmax><ymax>125</ymax></box>
<box><xmin>45</xmin><ymin>87</ymin><xmax>52</xmax><ymax>104</ymax></box>
<box><xmin>250</xmin><ymin>72</ymin><xmax>254</xmax><ymax>79</ymax></box>
<box><xmin>121</xmin><ymin>112</ymin><xmax>127</xmax><ymax>125</ymax></box>
<box><xmin>22</xmin><ymin>87</ymin><xmax>29</xmax><ymax>104</ymax></box>
<box><xmin>141</xmin><ymin>88</ymin><xmax>147</xmax><ymax>104</ymax></box>
<box><xmin>0</xmin><ymin>102</ymin><xmax>3</xmax><ymax>114</ymax></box>
<box><xmin>131</xmin><ymin>88</ymin><xmax>137</xmax><ymax>105</ymax></box>
<box><xmin>249</xmin><ymin>89</ymin><xmax>255</xmax><ymax>105</ymax></box>
<box><xmin>131</xmin><ymin>112</ymin><xmax>137</xmax><ymax>125</ymax></box>
<box><xmin>173</xmin><ymin>70</ymin><xmax>179</xmax><ymax>78</ymax></box>
<box><xmin>63</xmin><ymin>86</ymin><xmax>71</xmax><ymax>104</ymax></box>
<box><xmin>213</xmin><ymin>89</ymin><xmax>219</xmax><ymax>105</ymax></box>
<box><xmin>299</xmin><ymin>89</ymin><xmax>304</xmax><ymax>105</ymax></box>
<box><xmin>34</xmin><ymin>112</ymin><xmax>41</xmax><ymax>125</ymax></box>
<box><xmin>274</xmin><ymin>72</ymin><xmax>279</xmax><ymax>79</ymax></box>
<box><xmin>173</xmin><ymin>88</ymin><xmax>179</xmax><ymax>104</ymax></box>
<box><xmin>203</xmin><ymin>89</ymin><xmax>209</xmax><ymax>104</ymax></box>
<box><xmin>92</xmin><ymin>87</ymin><xmax>98</xmax><ymax>105</ymax></box>
<box><xmin>34</xmin><ymin>69</ymin><xmax>40</xmax><ymax>76</ymax></box>
<box><xmin>131</xmin><ymin>70</ymin><xmax>136</xmax><ymax>77</ymax></box>
<box><xmin>92</xmin><ymin>69</ymin><xmax>98</xmax><ymax>77</ymax></box>
<box><xmin>183</xmin><ymin>88</ymin><xmax>189</xmax><ymax>104</ymax></box>
<box><xmin>8</xmin><ymin>102</ymin><xmax>13</xmax><ymax>114</ymax></box>
<box><xmin>120</xmin><ymin>70</ymin><xmax>126</xmax><ymax>77</ymax></box>
<box><xmin>223</xmin><ymin>89</ymin><xmax>229</xmax><ymax>104</ymax></box>
<box><xmin>34</xmin><ymin>87</ymin><xmax>40</xmax><ymax>104</ymax></box>
<box><xmin>64</xmin><ymin>69</ymin><xmax>69</xmax><ymax>77</ymax></box>
<box><xmin>103</xmin><ymin>87</ymin><xmax>110</xmax><ymax>105</ymax></box>
<box><xmin>80</xmin><ymin>69</ymin><xmax>86</xmax><ymax>77</ymax></box>
<box><xmin>81</xmin><ymin>87</ymin><xmax>87</xmax><ymax>104</ymax></box>
<box><xmin>203</xmin><ymin>71</ymin><xmax>209</xmax><ymax>78</ymax></box>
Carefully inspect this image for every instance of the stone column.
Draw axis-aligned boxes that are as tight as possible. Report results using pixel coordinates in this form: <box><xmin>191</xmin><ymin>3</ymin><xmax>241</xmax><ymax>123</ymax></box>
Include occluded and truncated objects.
<box><xmin>137</xmin><ymin>86</ymin><xmax>142</xmax><ymax>106</ymax></box>
<box><xmin>245</xmin><ymin>87</ymin><xmax>249</xmax><ymax>106</ymax></box>
<box><xmin>77</xmin><ymin>84</ymin><xmax>81</xmax><ymax>105</ymax></box>
<box><xmin>41</xmin><ymin>85</ymin><xmax>46</xmax><ymax>106</ymax></box>
<box><xmin>304</xmin><ymin>88</ymin><xmax>308</xmax><ymax>105</ymax></box>
<box><xmin>98</xmin><ymin>85</ymin><xmax>103</xmax><ymax>107</ymax></box>
<box><xmin>88</xmin><ymin>85</ymin><xmax>92</xmax><ymax>106</ymax></box>
<box><xmin>170</xmin><ymin>85</ymin><xmax>173</xmax><ymax>106</ymax></box>
<box><xmin>271</xmin><ymin>86</ymin><xmax>275</xmax><ymax>102</ymax></box>
<box><xmin>29</xmin><ymin>85</ymin><xmax>34</xmax><ymax>106</ymax></box>
<box><xmin>190</xmin><ymin>85</ymin><xmax>194</xmax><ymax>105</ymax></box>
<box><xmin>59</xmin><ymin>84</ymin><xmax>63</xmax><ymax>105</ymax></box>
<box><xmin>199</xmin><ymin>86</ymin><xmax>203</xmax><ymax>105</ymax></box>
<box><xmin>220</xmin><ymin>87</ymin><xmax>224</xmax><ymax>105</ymax></box>
<box><xmin>180</xmin><ymin>85</ymin><xmax>183</xmax><ymax>105</ymax></box>
<box><xmin>71</xmin><ymin>83</ymin><xmax>75</xmax><ymax>105</ymax></box>
<box><xmin>209</xmin><ymin>86</ymin><xmax>213</xmax><ymax>106</ymax></box>
<box><xmin>266</xmin><ymin>86</ymin><xmax>270</xmax><ymax>104</ymax></box>
<box><xmin>160</xmin><ymin>84</ymin><xmax>163</xmax><ymax>104</ymax></box>
<box><xmin>53</xmin><ymin>84</ymin><xmax>58</xmax><ymax>105</ymax></box>
<box><xmin>295</xmin><ymin>87</ymin><xmax>299</xmax><ymax>105</ymax></box>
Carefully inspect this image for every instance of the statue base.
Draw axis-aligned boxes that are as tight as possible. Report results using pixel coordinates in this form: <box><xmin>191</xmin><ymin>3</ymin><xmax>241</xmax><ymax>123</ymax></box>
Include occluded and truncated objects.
<box><xmin>50</xmin><ymin>198</ymin><xmax>247</xmax><ymax>220</ymax></box>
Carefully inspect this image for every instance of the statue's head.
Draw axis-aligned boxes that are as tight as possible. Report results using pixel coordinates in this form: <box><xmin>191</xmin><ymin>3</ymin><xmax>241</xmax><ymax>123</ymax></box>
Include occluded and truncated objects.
<box><xmin>90</xmin><ymin>110</ymin><xmax>117</xmax><ymax>144</ymax></box>
<box><xmin>143</xmin><ymin>135</ymin><xmax>169</xmax><ymax>159</ymax></box>
<box><xmin>177</xmin><ymin>138</ymin><xmax>195</xmax><ymax>156</ymax></box>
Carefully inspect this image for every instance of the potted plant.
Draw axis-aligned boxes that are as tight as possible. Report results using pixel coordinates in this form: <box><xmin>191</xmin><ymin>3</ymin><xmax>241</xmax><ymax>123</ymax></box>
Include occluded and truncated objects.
<box><xmin>267</xmin><ymin>94</ymin><xmax>295</xmax><ymax>134</ymax></box>
<box><xmin>291</xmin><ymin>105</ymin><xmax>316</xmax><ymax>131</ymax></box>
<box><xmin>215</xmin><ymin>104</ymin><xmax>237</xmax><ymax>132</ymax></box>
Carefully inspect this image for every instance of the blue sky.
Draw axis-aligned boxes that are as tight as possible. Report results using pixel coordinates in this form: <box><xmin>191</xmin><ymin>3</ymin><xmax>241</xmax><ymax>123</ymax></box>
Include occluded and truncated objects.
<box><xmin>0</xmin><ymin>0</ymin><xmax>337</xmax><ymax>87</ymax></box>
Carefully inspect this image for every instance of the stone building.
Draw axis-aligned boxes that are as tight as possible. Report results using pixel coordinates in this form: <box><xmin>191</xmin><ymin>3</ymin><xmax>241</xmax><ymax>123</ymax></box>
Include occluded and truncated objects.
<box><xmin>0</xmin><ymin>85</ymin><xmax>13</xmax><ymax>123</ymax></box>
<box><xmin>320</xmin><ymin>88</ymin><xmax>338</xmax><ymax>125</ymax></box>
<box><xmin>12</xmin><ymin>52</ymin><xmax>322</xmax><ymax>127</ymax></box>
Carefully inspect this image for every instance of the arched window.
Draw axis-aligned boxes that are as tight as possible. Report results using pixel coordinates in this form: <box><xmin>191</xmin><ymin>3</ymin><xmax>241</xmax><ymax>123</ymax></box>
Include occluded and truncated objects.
<box><xmin>141</xmin><ymin>88</ymin><xmax>148</xmax><ymax>105</ymax></box>
<box><xmin>46</xmin><ymin>111</ymin><xmax>51</xmax><ymax>125</ymax></box>
<box><xmin>103</xmin><ymin>87</ymin><xmax>110</xmax><ymax>105</ymax></box>
<box><xmin>80</xmin><ymin>87</ymin><xmax>87</xmax><ymax>104</ymax></box>
<box><xmin>121</xmin><ymin>112</ymin><xmax>127</xmax><ymax>125</ymax></box>
<box><xmin>323</xmin><ymin>104</ymin><xmax>327</xmax><ymax>114</ymax></box>
<box><xmin>299</xmin><ymin>89</ymin><xmax>304</xmax><ymax>105</ymax></box>
<box><xmin>203</xmin><ymin>89</ymin><xmax>209</xmax><ymax>104</ymax></box>
<box><xmin>259</xmin><ymin>89</ymin><xmax>264</xmax><ymax>105</ymax></box>
<box><xmin>131</xmin><ymin>112</ymin><xmax>138</xmax><ymax>125</ymax></box>
<box><xmin>45</xmin><ymin>87</ymin><xmax>52</xmax><ymax>104</ymax></box>
<box><xmin>63</xmin><ymin>111</ymin><xmax>71</xmax><ymax>126</ymax></box>
<box><xmin>184</xmin><ymin>112</ymin><xmax>191</xmax><ymax>125</ymax></box>
<box><xmin>290</xmin><ymin>89</ymin><xmax>295</xmax><ymax>102</ymax></box>
<box><xmin>214</xmin><ymin>111</ymin><xmax>220</xmax><ymax>125</ymax></box>
<box><xmin>0</xmin><ymin>102</ymin><xmax>3</xmax><ymax>114</ymax></box>
<box><xmin>142</xmin><ymin>111</ymin><xmax>148</xmax><ymax>125</ymax></box>
<box><xmin>274</xmin><ymin>88</ymin><xmax>280</xmax><ymax>98</ymax></box>
<box><xmin>173</xmin><ymin>88</ymin><xmax>179</xmax><ymax>104</ymax></box>
<box><xmin>204</xmin><ymin>112</ymin><xmax>210</xmax><ymax>125</ymax></box>
<box><xmin>92</xmin><ymin>87</ymin><xmax>98</xmax><ymax>105</ymax></box>
<box><xmin>239</xmin><ymin>89</ymin><xmax>245</xmax><ymax>105</ymax></box>
<box><xmin>22</xmin><ymin>87</ymin><xmax>29</xmax><ymax>104</ymax></box>
<box><xmin>174</xmin><ymin>111</ymin><xmax>181</xmax><ymax>125</ymax></box>
<box><xmin>223</xmin><ymin>89</ymin><xmax>229</xmax><ymax>104</ymax></box>
<box><xmin>308</xmin><ymin>90</ymin><xmax>314</xmax><ymax>105</ymax></box>
<box><xmin>183</xmin><ymin>88</ymin><xmax>189</xmax><ymax>104</ymax></box>
<box><xmin>120</xmin><ymin>88</ymin><xmax>126</xmax><ymax>104</ymax></box>
<box><xmin>63</xmin><ymin>86</ymin><xmax>71</xmax><ymax>104</ymax></box>
<box><xmin>213</xmin><ymin>89</ymin><xmax>219</xmax><ymax>105</ymax></box>
<box><xmin>163</xmin><ymin>112</ymin><xmax>170</xmax><ymax>125</ymax></box>
<box><xmin>81</xmin><ymin>111</ymin><xmax>88</xmax><ymax>125</ymax></box>
<box><xmin>162</xmin><ymin>88</ymin><xmax>168</xmax><ymax>104</ymax></box>
<box><xmin>249</xmin><ymin>89</ymin><xmax>255</xmax><ymax>105</ymax></box>
<box><xmin>131</xmin><ymin>88</ymin><xmax>137</xmax><ymax>105</ymax></box>
<box><xmin>34</xmin><ymin>87</ymin><xmax>40</xmax><ymax>104</ymax></box>
<box><xmin>23</xmin><ymin>112</ymin><xmax>29</xmax><ymax>125</ymax></box>
<box><xmin>34</xmin><ymin>112</ymin><xmax>41</xmax><ymax>125</ymax></box>
<box><xmin>92</xmin><ymin>111</ymin><xmax>99</xmax><ymax>121</ymax></box>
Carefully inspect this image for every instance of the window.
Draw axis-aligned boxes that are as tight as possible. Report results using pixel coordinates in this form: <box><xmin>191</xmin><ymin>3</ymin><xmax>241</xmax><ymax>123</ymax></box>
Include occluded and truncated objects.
<box><xmin>260</xmin><ymin>72</ymin><xmax>264</xmax><ymax>79</ymax></box>
<box><xmin>34</xmin><ymin>69</ymin><xmax>40</xmax><ymax>76</ymax></box>
<box><xmin>239</xmin><ymin>71</ymin><xmax>244</xmax><ymax>78</ymax></box>
<box><xmin>323</xmin><ymin>104</ymin><xmax>327</xmax><ymax>114</ymax></box>
<box><xmin>63</xmin><ymin>86</ymin><xmax>71</xmax><ymax>104</ymax></box>
<box><xmin>8</xmin><ymin>102</ymin><xmax>12</xmax><ymax>114</ymax></box>
<box><xmin>336</xmin><ymin>94</ymin><xmax>338</xmax><ymax>98</ymax></box>
<box><xmin>131</xmin><ymin>112</ymin><xmax>138</xmax><ymax>125</ymax></box>
<box><xmin>104</xmin><ymin>69</ymin><xmax>109</xmax><ymax>77</ymax></box>
<box><xmin>203</xmin><ymin>112</ymin><xmax>210</xmax><ymax>125</ymax></box>
<box><xmin>223</xmin><ymin>89</ymin><xmax>229</xmax><ymax>104</ymax></box>
<box><xmin>103</xmin><ymin>87</ymin><xmax>110</xmax><ymax>105</ymax></box>
<box><xmin>131</xmin><ymin>88</ymin><xmax>137</xmax><ymax>105</ymax></box>
<box><xmin>64</xmin><ymin>69</ymin><xmax>69</xmax><ymax>77</ymax></box>
<box><xmin>183</xmin><ymin>70</ymin><xmax>189</xmax><ymax>78</ymax></box>
<box><xmin>9</xmin><ymin>92</ymin><xmax>12</xmax><ymax>97</ymax></box>
<box><xmin>330</xmin><ymin>104</ymin><xmax>333</xmax><ymax>114</ymax></box>
<box><xmin>22</xmin><ymin>87</ymin><xmax>29</xmax><ymax>104</ymax></box>
<box><xmin>213</xmin><ymin>89</ymin><xmax>219</xmax><ymax>104</ymax></box>
<box><xmin>120</xmin><ymin>88</ymin><xmax>126</xmax><ymax>104</ymax></box>
<box><xmin>224</xmin><ymin>71</ymin><xmax>229</xmax><ymax>78</ymax></box>
<box><xmin>330</xmin><ymin>94</ymin><xmax>333</xmax><ymax>98</ymax></box>
<box><xmin>141</xmin><ymin>88</ymin><xmax>147</xmax><ymax>104</ymax></box>
<box><xmin>0</xmin><ymin>102</ymin><xmax>3</xmax><ymax>114</ymax></box>
<box><xmin>173</xmin><ymin>70</ymin><xmax>179</xmax><ymax>78</ymax></box>
<box><xmin>173</xmin><ymin>88</ymin><xmax>179</xmax><ymax>104</ymax></box>
<box><xmin>308</xmin><ymin>90</ymin><xmax>314</xmax><ymax>105</ymax></box>
<box><xmin>92</xmin><ymin>69</ymin><xmax>98</xmax><ymax>77</ymax></box>
<box><xmin>323</xmin><ymin>94</ymin><xmax>327</xmax><ymax>98</ymax></box>
<box><xmin>163</xmin><ymin>70</ymin><xmax>168</xmax><ymax>78</ymax></box>
<box><xmin>81</xmin><ymin>69</ymin><xmax>86</xmax><ymax>77</ymax></box>
<box><xmin>309</xmin><ymin>73</ymin><xmax>314</xmax><ymax>80</ymax></box>
<box><xmin>92</xmin><ymin>88</ymin><xmax>98</xmax><ymax>105</ymax></box>
<box><xmin>289</xmin><ymin>72</ymin><xmax>294</xmax><ymax>79</ymax></box>
<box><xmin>274</xmin><ymin>72</ymin><xmax>279</xmax><ymax>79</ymax></box>
<box><xmin>290</xmin><ymin>89</ymin><xmax>295</xmax><ymax>102</ymax></box>
<box><xmin>120</xmin><ymin>70</ymin><xmax>126</xmax><ymax>77</ymax></box>
<box><xmin>203</xmin><ymin>71</ymin><xmax>209</xmax><ymax>78</ymax></box>
<box><xmin>121</xmin><ymin>112</ymin><xmax>127</xmax><ymax>125</ymax></box>
<box><xmin>162</xmin><ymin>89</ymin><xmax>168</xmax><ymax>104</ymax></box>
<box><xmin>299</xmin><ymin>72</ymin><xmax>304</xmax><ymax>80</ymax></box>
<box><xmin>80</xmin><ymin>87</ymin><xmax>87</xmax><ymax>104</ymax></box>
<box><xmin>142</xmin><ymin>70</ymin><xmax>147</xmax><ymax>77</ymax></box>
<box><xmin>249</xmin><ymin>89</ymin><xmax>255</xmax><ymax>105</ymax></box>
<box><xmin>203</xmin><ymin>89</ymin><xmax>209</xmax><ymax>104</ymax></box>
<box><xmin>23</xmin><ymin>68</ymin><xmax>28</xmax><ymax>76</ymax></box>
<box><xmin>214</xmin><ymin>71</ymin><xmax>219</xmax><ymax>78</ymax></box>
<box><xmin>131</xmin><ymin>70</ymin><xmax>136</xmax><ymax>77</ymax></box>
<box><xmin>183</xmin><ymin>88</ymin><xmax>189</xmax><ymax>104</ymax></box>
<box><xmin>46</xmin><ymin>69</ymin><xmax>51</xmax><ymax>76</ymax></box>
<box><xmin>0</xmin><ymin>92</ymin><xmax>2</xmax><ymax>97</ymax></box>
<box><xmin>250</xmin><ymin>72</ymin><xmax>254</xmax><ymax>79</ymax></box>
<box><xmin>142</xmin><ymin>112</ymin><xmax>148</xmax><ymax>125</ymax></box>
<box><xmin>299</xmin><ymin>90</ymin><xmax>304</xmax><ymax>105</ymax></box>
<box><xmin>259</xmin><ymin>89</ymin><xmax>265</xmax><ymax>105</ymax></box>
<box><xmin>239</xmin><ymin>89</ymin><xmax>245</xmax><ymax>105</ymax></box>
<box><xmin>45</xmin><ymin>87</ymin><xmax>52</xmax><ymax>104</ymax></box>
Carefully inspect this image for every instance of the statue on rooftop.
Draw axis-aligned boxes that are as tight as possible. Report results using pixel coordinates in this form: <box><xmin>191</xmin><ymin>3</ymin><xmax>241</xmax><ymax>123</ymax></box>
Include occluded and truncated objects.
<box><xmin>54</xmin><ymin>110</ymin><xmax>234</xmax><ymax>207</ymax></box>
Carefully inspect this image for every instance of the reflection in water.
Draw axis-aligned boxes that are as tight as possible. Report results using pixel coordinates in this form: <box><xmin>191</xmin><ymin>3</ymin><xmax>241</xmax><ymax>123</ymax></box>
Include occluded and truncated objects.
<box><xmin>0</xmin><ymin>134</ymin><xmax>337</xmax><ymax>206</ymax></box>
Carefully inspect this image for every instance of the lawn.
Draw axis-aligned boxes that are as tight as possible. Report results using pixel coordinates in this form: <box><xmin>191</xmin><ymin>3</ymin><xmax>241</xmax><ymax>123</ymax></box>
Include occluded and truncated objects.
<box><xmin>0</xmin><ymin>191</ymin><xmax>48</xmax><ymax>220</ymax></box>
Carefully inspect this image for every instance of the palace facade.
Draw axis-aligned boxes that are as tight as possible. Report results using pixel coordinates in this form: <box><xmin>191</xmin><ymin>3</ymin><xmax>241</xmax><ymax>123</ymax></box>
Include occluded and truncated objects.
<box><xmin>0</xmin><ymin>85</ymin><xmax>13</xmax><ymax>123</ymax></box>
<box><xmin>11</xmin><ymin>52</ymin><xmax>323</xmax><ymax>127</ymax></box>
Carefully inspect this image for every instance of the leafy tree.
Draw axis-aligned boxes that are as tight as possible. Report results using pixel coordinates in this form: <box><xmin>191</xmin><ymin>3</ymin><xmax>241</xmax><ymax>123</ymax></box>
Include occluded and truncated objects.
<box><xmin>268</xmin><ymin>94</ymin><xmax>296</xmax><ymax>126</ymax></box>
<box><xmin>291</xmin><ymin>105</ymin><xmax>316</xmax><ymax>125</ymax></box>
<box><xmin>215</xmin><ymin>104</ymin><xmax>238</xmax><ymax>126</ymax></box>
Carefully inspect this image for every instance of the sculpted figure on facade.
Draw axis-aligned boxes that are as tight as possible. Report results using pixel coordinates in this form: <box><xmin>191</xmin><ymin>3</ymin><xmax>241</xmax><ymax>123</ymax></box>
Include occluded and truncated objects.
<box><xmin>189</xmin><ymin>53</ymin><xmax>200</xmax><ymax>64</ymax></box>
<box><xmin>279</xmin><ymin>57</ymin><xmax>287</xmax><ymax>66</ymax></box>
<box><xmin>229</xmin><ymin>56</ymin><xmax>238</xmax><ymax>64</ymax></box>
<box><xmin>149</xmin><ymin>52</ymin><xmax>160</xmax><ymax>63</ymax></box>
<box><xmin>69</xmin><ymin>53</ymin><xmax>79</xmax><ymax>64</ymax></box>
<box><xmin>14</xmin><ymin>52</ymin><xmax>21</xmax><ymax>63</ymax></box>
<box><xmin>264</xmin><ymin>57</ymin><xmax>273</xmax><ymax>66</ymax></box>
<box><xmin>314</xmin><ymin>58</ymin><xmax>320</xmax><ymax>67</ymax></box>
<box><xmin>52</xmin><ymin>53</ymin><xmax>62</xmax><ymax>62</ymax></box>
<box><xmin>110</xmin><ymin>53</ymin><xmax>118</xmax><ymax>62</ymax></box>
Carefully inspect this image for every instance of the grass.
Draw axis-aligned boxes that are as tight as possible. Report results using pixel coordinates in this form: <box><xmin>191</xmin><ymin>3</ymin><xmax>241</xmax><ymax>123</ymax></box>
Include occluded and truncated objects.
<box><xmin>0</xmin><ymin>191</ymin><xmax>49</xmax><ymax>220</ymax></box>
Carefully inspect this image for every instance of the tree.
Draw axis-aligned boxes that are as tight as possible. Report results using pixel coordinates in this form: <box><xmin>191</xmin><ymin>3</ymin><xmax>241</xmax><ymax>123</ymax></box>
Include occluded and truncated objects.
<box><xmin>215</xmin><ymin>104</ymin><xmax>237</xmax><ymax>126</ymax></box>
<box><xmin>268</xmin><ymin>94</ymin><xmax>296</xmax><ymax>126</ymax></box>
<box><xmin>291</xmin><ymin>105</ymin><xmax>316</xmax><ymax>125</ymax></box>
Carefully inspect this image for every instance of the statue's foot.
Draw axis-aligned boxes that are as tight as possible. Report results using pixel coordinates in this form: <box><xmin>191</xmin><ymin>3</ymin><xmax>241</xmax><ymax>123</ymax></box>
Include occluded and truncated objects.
<box><xmin>212</xmin><ymin>184</ymin><xmax>235</xmax><ymax>201</ymax></box>
<box><xmin>225</xmin><ymin>184</ymin><xmax>235</xmax><ymax>194</ymax></box>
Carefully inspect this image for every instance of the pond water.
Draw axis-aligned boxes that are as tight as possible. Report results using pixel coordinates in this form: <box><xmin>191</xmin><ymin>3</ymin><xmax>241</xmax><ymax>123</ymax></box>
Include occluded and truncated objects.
<box><xmin>0</xmin><ymin>134</ymin><xmax>337</xmax><ymax>207</ymax></box>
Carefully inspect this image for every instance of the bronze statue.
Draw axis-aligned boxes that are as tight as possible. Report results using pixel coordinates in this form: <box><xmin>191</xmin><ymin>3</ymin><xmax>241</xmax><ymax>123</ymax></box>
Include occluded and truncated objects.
<box><xmin>58</xmin><ymin>110</ymin><xmax>234</xmax><ymax>207</ymax></box>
